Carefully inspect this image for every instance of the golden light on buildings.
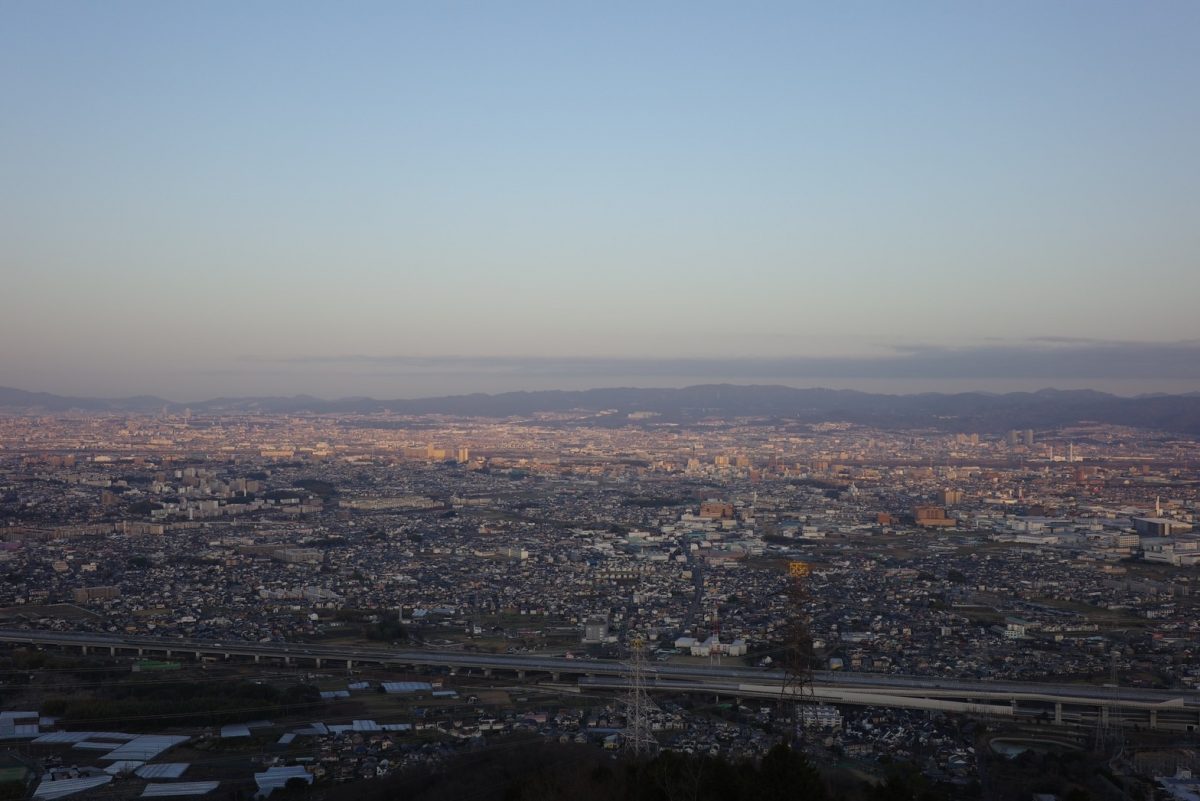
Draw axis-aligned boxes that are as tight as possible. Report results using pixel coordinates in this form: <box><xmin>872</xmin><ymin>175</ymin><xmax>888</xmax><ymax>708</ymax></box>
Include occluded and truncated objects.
<box><xmin>788</xmin><ymin>561</ymin><xmax>810</xmax><ymax>578</ymax></box>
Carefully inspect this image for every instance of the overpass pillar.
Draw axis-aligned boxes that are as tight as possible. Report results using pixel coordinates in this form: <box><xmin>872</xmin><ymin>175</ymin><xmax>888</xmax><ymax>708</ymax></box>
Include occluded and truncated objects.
<box><xmin>551</xmin><ymin>672</ymin><xmax>559</xmax><ymax>681</ymax></box>
<box><xmin>254</xmin><ymin>654</ymin><xmax>261</xmax><ymax>663</ymax></box>
<box><xmin>1150</xmin><ymin>710</ymin><xmax>1158</xmax><ymax>730</ymax></box>
<box><xmin>517</xmin><ymin>670</ymin><xmax>525</xmax><ymax>680</ymax></box>
<box><xmin>483</xmin><ymin>668</ymin><xmax>492</xmax><ymax>678</ymax></box>
<box><xmin>1100</xmin><ymin>706</ymin><xmax>1109</xmax><ymax>727</ymax></box>
<box><xmin>80</xmin><ymin>645</ymin><xmax>88</xmax><ymax>655</ymax></box>
<box><xmin>346</xmin><ymin>659</ymin><xmax>353</xmax><ymax>670</ymax></box>
<box><xmin>1054</xmin><ymin>702</ymin><xmax>1063</xmax><ymax>725</ymax></box>
<box><xmin>195</xmin><ymin>651</ymin><xmax>202</xmax><ymax>660</ymax></box>
<box><xmin>110</xmin><ymin>646</ymin><xmax>116</xmax><ymax>656</ymax></box>
<box><xmin>137</xmin><ymin>648</ymin><xmax>144</xmax><ymax>656</ymax></box>
<box><xmin>315</xmin><ymin>658</ymin><xmax>323</xmax><ymax>668</ymax></box>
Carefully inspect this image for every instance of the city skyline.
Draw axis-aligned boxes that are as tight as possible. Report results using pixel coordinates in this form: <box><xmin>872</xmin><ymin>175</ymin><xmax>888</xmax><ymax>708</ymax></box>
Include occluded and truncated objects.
<box><xmin>4</xmin><ymin>6</ymin><xmax>1200</xmax><ymax>791</ymax></box>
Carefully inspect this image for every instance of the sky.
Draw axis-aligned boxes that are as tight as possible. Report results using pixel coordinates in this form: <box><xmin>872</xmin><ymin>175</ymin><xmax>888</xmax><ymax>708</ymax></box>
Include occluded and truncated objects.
<box><xmin>2</xmin><ymin>2</ymin><xmax>1198</xmax><ymax>400</ymax></box>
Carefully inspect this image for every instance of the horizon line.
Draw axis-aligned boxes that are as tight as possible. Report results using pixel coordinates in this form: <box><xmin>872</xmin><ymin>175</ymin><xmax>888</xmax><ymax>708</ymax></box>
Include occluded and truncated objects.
<box><xmin>2</xmin><ymin>381</ymin><xmax>1197</xmax><ymax>407</ymax></box>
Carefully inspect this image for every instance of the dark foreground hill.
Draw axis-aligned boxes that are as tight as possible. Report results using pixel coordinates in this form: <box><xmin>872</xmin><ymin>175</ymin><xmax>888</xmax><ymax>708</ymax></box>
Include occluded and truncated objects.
<box><xmin>324</xmin><ymin>739</ymin><xmax>869</xmax><ymax>801</ymax></box>
<box><xmin>319</xmin><ymin>736</ymin><xmax>1110</xmax><ymax>801</ymax></box>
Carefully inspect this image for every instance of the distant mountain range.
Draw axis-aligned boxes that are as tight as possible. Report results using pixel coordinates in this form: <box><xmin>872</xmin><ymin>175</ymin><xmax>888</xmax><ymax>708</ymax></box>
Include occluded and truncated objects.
<box><xmin>2</xmin><ymin>384</ymin><xmax>1200</xmax><ymax>435</ymax></box>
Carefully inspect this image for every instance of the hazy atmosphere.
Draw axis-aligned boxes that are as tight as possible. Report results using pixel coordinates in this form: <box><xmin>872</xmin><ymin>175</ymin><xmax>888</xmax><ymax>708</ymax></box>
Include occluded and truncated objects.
<box><xmin>3</xmin><ymin>2</ymin><xmax>1198</xmax><ymax>399</ymax></box>
<box><xmin>6</xmin><ymin>7</ymin><xmax>1200</xmax><ymax>799</ymax></box>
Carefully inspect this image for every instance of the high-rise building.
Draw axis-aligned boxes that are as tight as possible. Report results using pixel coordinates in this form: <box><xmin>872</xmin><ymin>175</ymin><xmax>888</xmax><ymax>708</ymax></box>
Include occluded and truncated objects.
<box><xmin>913</xmin><ymin>506</ymin><xmax>956</xmax><ymax>527</ymax></box>
<box><xmin>698</xmin><ymin>501</ymin><xmax>735</xmax><ymax>520</ymax></box>
<box><xmin>939</xmin><ymin>489</ymin><xmax>964</xmax><ymax>506</ymax></box>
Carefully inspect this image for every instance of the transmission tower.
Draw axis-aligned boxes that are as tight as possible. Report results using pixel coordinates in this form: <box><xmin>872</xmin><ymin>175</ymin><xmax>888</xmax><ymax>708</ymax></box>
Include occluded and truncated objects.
<box><xmin>623</xmin><ymin>633</ymin><xmax>657</xmax><ymax>756</ymax></box>
<box><xmin>1108</xmin><ymin>649</ymin><xmax>1125</xmax><ymax>759</ymax></box>
<box><xmin>709</xmin><ymin>607</ymin><xmax>721</xmax><ymax>667</ymax></box>
<box><xmin>778</xmin><ymin>560</ymin><xmax>817</xmax><ymax>743</ymax></box>
<box><xmin>1093</xmin><ymin>649</ymin><xmax>1124</xmax><ymax>759</ymax></box>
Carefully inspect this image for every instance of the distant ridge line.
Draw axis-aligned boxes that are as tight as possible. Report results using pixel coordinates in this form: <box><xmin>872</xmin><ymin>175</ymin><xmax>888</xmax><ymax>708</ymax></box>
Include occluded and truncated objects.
<box><xmin>2</xmin><ymin>383</ymin><xmax>1200</xmax><ymax>435</ymax></box>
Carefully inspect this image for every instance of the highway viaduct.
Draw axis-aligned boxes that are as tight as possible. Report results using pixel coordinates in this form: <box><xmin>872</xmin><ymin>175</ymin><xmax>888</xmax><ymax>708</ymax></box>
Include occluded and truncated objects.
<box><xmin>3</xmin><ymin>629</ymin><xmax>1198</xmax><ymax>732</ymax></box>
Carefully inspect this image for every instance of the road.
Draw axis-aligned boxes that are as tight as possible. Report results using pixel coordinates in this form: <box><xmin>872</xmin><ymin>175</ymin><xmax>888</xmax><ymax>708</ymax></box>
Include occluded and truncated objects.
<box><xmin>2</xmin><ymin>628</ymin><xmax>1198</xmax><ymax>724</ymax></box>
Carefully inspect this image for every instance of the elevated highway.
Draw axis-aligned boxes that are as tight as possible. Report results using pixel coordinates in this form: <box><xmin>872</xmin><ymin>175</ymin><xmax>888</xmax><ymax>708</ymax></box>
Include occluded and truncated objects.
<box><xmin>2</xmin><ymin>629</ymin><xmax>1198</xmax><ymax>731</ymax></box>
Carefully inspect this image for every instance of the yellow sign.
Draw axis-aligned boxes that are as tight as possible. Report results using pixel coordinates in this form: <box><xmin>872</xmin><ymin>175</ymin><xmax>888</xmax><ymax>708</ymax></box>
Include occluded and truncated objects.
<box><xmin>788</xmin><ymin>561</ymin><xmax>810</xmax><ymax>578</ymax></box>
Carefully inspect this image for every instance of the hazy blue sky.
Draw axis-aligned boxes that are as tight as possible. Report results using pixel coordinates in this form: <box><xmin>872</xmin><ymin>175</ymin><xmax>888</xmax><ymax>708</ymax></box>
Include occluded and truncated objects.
<box><xmin>2</xmin><ymin>2</ymin><xmax>1198</xmax><ymax>399</ymax></box>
